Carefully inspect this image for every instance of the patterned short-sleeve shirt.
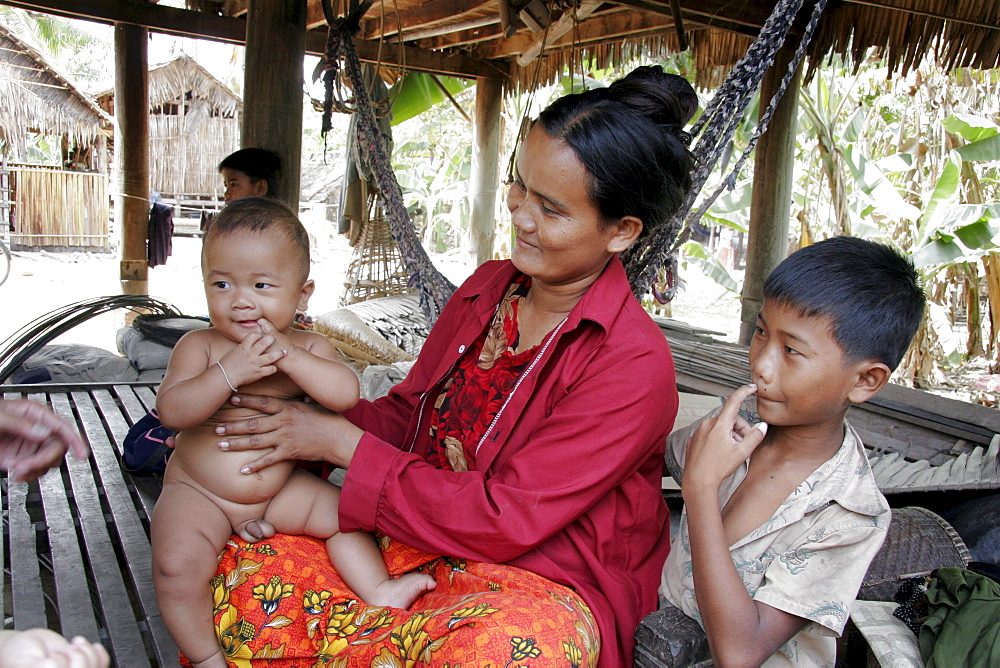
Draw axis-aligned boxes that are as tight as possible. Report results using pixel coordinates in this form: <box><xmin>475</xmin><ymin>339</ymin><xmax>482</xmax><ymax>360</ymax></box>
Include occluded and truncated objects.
<box><xmin>658</xmin><ymin>397</ymin><xmax>890</xmax><ymax>667</ymax></box>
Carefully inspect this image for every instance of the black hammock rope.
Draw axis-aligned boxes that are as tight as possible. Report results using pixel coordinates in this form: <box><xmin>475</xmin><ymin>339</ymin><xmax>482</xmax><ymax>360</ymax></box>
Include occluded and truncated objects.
<box><xmin>623</xmin><ymin>0</ymin><xmax>830</xmax><ymax>299</ymax></box>
<box><xmin>320</xmin><ymin>0</ymin><xmax>828</xmax><ymax>322</ymax></box>
<box><xmin>320</xmin><ymin>11</ymin><xmax>456</xmax><ymax>325</ymax></box>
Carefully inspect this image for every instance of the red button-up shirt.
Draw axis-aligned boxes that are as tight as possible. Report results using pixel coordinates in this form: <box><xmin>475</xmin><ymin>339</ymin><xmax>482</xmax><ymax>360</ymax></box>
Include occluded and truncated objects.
<box><xmin>341</xmin><ymin>256</ymin><xmax>678</xmax><ymax>667</ymax></box>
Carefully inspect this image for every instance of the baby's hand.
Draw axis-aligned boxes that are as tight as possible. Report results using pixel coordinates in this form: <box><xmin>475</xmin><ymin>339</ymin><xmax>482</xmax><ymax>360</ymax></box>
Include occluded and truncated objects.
<box><xmin>217</xmin><ymin>331</ymin><xmax>286</xmax><ymax>389</ymax></box>
<box><xmin>682</xmin><ymin>384</ymin><xmax>768</xmax><ymax>497</ymax></box>
<box><xmin>256</xmin><ymin>318</ymin><xmax>297</xmax><ymax>369</ymax></box>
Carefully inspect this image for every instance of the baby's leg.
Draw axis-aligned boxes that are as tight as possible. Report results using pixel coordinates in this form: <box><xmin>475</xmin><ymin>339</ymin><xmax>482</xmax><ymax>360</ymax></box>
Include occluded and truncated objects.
<box><xmin>151</xmin><ymin>482</ymin><xmax>234</xmax><ymax>668</ymax></box>
<box><xmin>265</xmin><ymin>470</ymin><xmax>435</xmax><ymax>608</ymax></box>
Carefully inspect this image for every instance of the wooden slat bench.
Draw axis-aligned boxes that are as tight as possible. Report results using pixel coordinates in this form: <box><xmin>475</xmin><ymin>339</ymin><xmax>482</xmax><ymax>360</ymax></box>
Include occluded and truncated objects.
<box><xmin>0</xmin><ymin>382</ymin><xmax>176</xmax><ymax>667</ymax></box>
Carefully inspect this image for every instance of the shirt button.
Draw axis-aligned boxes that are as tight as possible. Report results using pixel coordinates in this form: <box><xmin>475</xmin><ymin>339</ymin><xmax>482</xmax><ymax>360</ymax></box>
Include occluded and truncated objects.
<box><xmin>458</xmin><ymin>345</ymin><xmax>466</xmax><ymax>353</ymax></box>
<box><xmin>683</xmin><ymin>591</ymin><xmax>694</xmax><ymax>599</ymax></box>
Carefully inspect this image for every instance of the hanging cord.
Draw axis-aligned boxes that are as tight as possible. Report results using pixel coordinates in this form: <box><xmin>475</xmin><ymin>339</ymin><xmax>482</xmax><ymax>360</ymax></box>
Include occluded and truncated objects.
<box><xmin>319</xmin><ymin>9</ymin><xmax>456</xmax><ymax>323</ymax></box>
<box><xmin>623</xmin><ymin>0</ymin><xmax>829</xmax><ymax>300</ymax></box>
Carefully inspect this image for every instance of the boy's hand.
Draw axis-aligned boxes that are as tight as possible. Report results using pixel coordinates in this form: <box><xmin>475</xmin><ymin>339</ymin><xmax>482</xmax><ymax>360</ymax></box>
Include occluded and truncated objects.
<box><xmin>217</xmin><ymin>331</ymin><xmax>286</xmax><ymax>389</ymax></box>
<box><xmin>682</xmin><ymin>384</ymin><xmax>768</xmax><ymax>497</ymax></box>
<box><xmin>0</xmin><ymin>629</ymin><xmax>110</xmax><ymax>667</ymax></box>
<box><xmin>0</xmin><ymin>399</ymin><xmax>89</xmax><ymax>482</ymax></box>
<box><xmin>256</xmin><ymin>318</ymin><xmax>297</xmax><ymax>369</ymax></box>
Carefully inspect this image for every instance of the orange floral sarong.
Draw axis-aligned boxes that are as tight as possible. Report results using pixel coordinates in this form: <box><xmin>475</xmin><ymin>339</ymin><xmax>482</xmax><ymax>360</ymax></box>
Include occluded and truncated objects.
<box><xmin>199</xmin><ymin>533</ymin><xmax>600</xmax><ymax>667</ymax></box>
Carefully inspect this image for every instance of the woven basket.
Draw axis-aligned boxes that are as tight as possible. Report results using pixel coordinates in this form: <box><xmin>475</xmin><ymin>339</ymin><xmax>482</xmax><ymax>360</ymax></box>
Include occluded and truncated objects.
<box><xmin>341</xmin><ymin>216</ymin><xmax>412</xmax><ymax>305</ymax></box>
<box><xmin>858</xmin><ymin>506</ymin><xmax>971</xmax><ymax>602</ymax></box>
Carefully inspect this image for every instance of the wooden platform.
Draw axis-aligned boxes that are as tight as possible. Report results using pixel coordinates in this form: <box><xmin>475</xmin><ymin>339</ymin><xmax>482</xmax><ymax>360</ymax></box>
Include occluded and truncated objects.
<box><xmin>0</xmin><ymin>382</ymin><xmax>176</xmax><ymax>667</ymax></box>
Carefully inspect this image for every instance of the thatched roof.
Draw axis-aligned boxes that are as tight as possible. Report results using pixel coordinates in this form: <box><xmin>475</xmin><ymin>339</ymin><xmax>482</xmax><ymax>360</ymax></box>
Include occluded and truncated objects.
<box><xmin>0</xmin><ymin>23</ymin><xmax>110</xmax><ymax>155</ymax></box>
<box><xmin>216</xmin><ymin>1</ymin><xmax>1000</xmax><ymax>91</ymax></box>
<box><xmin>95</xmin><ymin>54</ymin><xmax>242</xmax><ymax>117</ymax></box>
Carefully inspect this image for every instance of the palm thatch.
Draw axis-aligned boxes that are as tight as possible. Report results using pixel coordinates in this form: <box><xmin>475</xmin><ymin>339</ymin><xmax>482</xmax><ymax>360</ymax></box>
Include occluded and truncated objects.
<box><xmin>274</xmin><ymin>1</ymin><xmax>1000</xmax><ymax>93</ymax></box>
<box><xmin>502</xmin><ymin>1</ymin><xmax>1000</xmax><ymax>91</ymax></box>
<box><xmin>96</xmin><ymin>55</ymin><xmax>242</xmax><ymax>197</ymax></box>
<box><xmin>0</xmin><ymin>23</ymin><xmax>110</xmax><ymax>160</ymax></box>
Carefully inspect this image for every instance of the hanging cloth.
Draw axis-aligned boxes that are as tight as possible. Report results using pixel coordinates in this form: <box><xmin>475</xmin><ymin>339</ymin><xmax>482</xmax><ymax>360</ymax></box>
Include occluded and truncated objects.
<box><xmin>147</xmin><ymin>201</ymin><xmax>173</xmax><ymax>268</ymax></box>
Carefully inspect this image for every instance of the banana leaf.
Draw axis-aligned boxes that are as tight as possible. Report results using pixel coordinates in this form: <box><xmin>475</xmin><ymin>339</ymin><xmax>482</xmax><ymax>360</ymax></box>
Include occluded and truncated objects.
<box><xmin>391</xmin><ymin>73</ymin><xmax>473</xmax><ymax>126</ymax></box>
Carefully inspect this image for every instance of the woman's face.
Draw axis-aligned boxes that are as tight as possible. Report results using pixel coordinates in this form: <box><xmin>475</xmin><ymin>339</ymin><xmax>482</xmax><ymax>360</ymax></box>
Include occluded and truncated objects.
<box><xmin>507</xmin><ymin>125</ymin><xmax>640</xmax><ymax>291</ymax></box>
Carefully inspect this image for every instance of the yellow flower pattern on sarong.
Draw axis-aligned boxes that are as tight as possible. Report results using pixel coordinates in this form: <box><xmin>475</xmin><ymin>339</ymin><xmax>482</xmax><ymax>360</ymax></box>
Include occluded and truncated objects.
<box><xmin>180</xmin><ymin>533</ymin><xmax>599</xmax><ymax>666</ymax></box>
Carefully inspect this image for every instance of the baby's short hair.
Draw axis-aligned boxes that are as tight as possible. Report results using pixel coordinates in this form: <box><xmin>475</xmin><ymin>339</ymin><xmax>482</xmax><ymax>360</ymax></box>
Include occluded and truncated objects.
<box><xmin>762</xmin><ymin>236</ymin><xmax>924</xmax><ymax>370</ymax></box>
<box><xmin>204</xmin><ymin>197</ymin><xmax>310</xmax><ymax>277</ymax></box>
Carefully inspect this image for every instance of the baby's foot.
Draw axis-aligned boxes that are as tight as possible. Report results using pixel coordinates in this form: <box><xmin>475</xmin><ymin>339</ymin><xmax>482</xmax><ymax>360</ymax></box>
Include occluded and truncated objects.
<box><xmin>235</xmin><ymin>518</ymin><xmax>275</xmax><ymax>543</ymax></box>
<box><xmin>366</xmin><ymin>573</ymin><xmax>437</xmax><ymax>609</ymax></box>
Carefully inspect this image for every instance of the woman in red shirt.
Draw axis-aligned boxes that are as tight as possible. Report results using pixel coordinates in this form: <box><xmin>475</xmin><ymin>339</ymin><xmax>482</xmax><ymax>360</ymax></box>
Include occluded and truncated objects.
<box><xmin>205</xmin><ymin>65</ymin><xmax>696</xmax><ymax>668</ymax></box>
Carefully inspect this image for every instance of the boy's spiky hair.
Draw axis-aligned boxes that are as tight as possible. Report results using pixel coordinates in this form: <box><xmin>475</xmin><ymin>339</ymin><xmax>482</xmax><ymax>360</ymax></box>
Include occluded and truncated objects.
<box><xmin>763</xmin><ymin>236</ymin><xmax>924</xmax><ymax>370</ymax></box>
<box><xmin>204</xmin><ymin>197</ymin><xmax>309</xmax><ymax>278</ymax></box>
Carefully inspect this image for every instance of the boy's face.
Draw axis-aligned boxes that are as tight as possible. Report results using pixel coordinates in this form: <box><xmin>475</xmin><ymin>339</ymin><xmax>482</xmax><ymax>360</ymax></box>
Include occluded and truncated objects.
<box><xmin>201</xmin><ymin>229</ymin><xmax>313</xmax><ymax>343</ymax></box>
<box><xmin>749</xmin><ymin>300</ymin><xmax>865</xmax><ymax>429</ymax></box>
<box><xmin>221</xmin><ymin>167</ymin><xmax>268</xmax><ymax>203</ymax></box>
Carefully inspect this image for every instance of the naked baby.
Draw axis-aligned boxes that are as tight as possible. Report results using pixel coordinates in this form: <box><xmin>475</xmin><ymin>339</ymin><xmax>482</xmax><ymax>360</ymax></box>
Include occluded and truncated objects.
<box><xmin>151</xmin><ymin>197</ymin><xmax>434</xmax><ymax>667</ymax></box>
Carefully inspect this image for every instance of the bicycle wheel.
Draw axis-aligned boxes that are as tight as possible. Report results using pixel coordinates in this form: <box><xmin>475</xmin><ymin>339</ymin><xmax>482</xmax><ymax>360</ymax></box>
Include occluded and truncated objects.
<box><xmin>0</xmin><ymin>241</ymin><xmax>10</xmax><ymax>287</ymax></box>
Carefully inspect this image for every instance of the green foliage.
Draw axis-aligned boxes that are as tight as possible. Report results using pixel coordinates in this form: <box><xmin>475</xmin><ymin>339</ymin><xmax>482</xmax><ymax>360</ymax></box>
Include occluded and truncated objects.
<box><xmin>390</xmin><ymin>74</ymin><xmax>473</xmax><ymax>126</ymax></box>
<box><xmin>680</xmin><ymin>241</ymin><xmax>738</xmax><ymax>292</ymax></box>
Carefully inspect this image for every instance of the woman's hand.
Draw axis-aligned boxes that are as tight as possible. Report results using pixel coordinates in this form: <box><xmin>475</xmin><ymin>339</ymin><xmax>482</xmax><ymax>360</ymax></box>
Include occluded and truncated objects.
<box><xmin>215</xmin><ymin>394</ymin><xmax>364</xmax><ymax>474</ymax></box>
<box><xmin>682</xmin><ymin>384</ymin><xmax>768</xmax><ymax>498</ymax></box>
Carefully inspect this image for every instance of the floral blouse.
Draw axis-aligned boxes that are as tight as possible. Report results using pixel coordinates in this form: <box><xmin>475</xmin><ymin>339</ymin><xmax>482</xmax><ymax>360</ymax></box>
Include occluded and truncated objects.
<box><xmin>426</xmin><ymin>274</ymin><xmax>539</xmax><ymax>472</ymax></box>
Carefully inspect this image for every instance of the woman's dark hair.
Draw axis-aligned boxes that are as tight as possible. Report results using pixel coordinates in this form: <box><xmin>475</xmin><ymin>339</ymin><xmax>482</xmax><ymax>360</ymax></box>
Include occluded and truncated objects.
<box><xmin>535</xmin><ymin>65</ymin><xmax>697</xmax><ymax>237</ymax></box>
<box><xmin>218</xmin><ymin>148</ymin><xmax>282</xmax><ymax>197</ymax></box>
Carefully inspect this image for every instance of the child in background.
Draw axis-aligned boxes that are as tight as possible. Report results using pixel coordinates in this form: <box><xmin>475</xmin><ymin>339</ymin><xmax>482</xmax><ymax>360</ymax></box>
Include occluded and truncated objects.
<box><xmin>218</xmin><ymin>147</ymin><xmax>282</xmax><ymax>203</ymax></box>
<box><xmin>152</xmin><ymin>198</ymin><xmax>435</xmax><ymax>668</ymax></box>
<box><xmin>659</xmin><ymin>236</ymin><xmax>925</xmax><ymax>666</ymax></box>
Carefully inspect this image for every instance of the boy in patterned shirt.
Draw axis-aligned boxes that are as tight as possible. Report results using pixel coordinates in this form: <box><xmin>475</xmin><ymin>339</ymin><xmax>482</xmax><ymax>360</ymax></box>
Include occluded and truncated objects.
<box><xmin>659</xmin><ymin>236</ymin><xmax>925</xmax><ymax>666</ymax></box>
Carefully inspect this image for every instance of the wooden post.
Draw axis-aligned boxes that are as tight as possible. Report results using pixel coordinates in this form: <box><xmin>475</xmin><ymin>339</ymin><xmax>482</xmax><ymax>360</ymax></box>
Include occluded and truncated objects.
<box><xmin>242</xmin><ymin>0</ymin><xmax>306</xmax><ymax>208</ymax></box>
<box><xmin>738</xmin><ymin>44</ymin><xmax>802</xmax><ymax>345</ymax></box>
<box><xmin>469</xmin><ymin>76</ymin><xmax>503</xmax><ymax>266</ymax></box>
<box><xmin>115</xmin><ymin>23</ymin><xmax>149</xmax><ymax>296</ymax></box>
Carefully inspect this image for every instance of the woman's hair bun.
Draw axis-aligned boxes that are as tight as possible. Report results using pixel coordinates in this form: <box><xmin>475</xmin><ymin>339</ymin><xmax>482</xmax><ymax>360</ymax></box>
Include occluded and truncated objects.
<box><xmin>607</xmin><ymin>65</ymin><xmax>698</xmax><ymax>130</ymax></box>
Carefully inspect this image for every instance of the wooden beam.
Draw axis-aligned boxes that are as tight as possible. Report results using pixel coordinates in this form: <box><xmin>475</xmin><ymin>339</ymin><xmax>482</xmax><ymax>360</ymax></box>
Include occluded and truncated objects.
<box><xmin>114</xmin><ymin>22</ymin><xmax>149</xmax><ymax>295</ymax></box>
<box><xmin>518</xmin><ymin>0</ymin><xmax>603</xmax><ymax>66</ymax></box>
<box><xmin>304</xmin><ymin>29</ymin><xmax>507</xmax><ymax>79</ymax></box>
<box><xmin>2</xmin><ymin>0</ymin><xmax>504</xmax><ymax>79</ymax></box>
<box><xmin>399</xmin><ymin>15</ymin><xmax>498</xmax><ymax>42</ymax></box>
<box><xmin>414</xmin><ymin>23</ymin><xmax>506</xmax><ymax>50</ymax></box>
<box><xmin>358</xmin><ymin>0</ymin><xmax>491</xmax><ymax>39</ymax></box>
<box><xmin>2</xmin><ymin>0</ymin><xmax>248</xmax><ymax>42</ymax></box>
<box><xmin>469</xmin><ymin>76</ymin><xmax>503</xmax><ymax>267</ymax></box>
<box><xmin>222</xmin><ymin>0</ymin><xmax>247</xmax><ymax>18</ymax></box>
<box><xmin>612</xmin><ymin>0</ymin><xmax>764</xmax><ymax>36</ymax></box>
<box><xmin>738</xmin><ymin>42</ymin><xmax>801</xmax><ymax>345</ymax></box>
<box><xmin>477</xmin><ymin>10</ymin><xmax>670</xmax><ymax>60</ymax></box>
<box><xmin>243</xmin><ymin>0</ymin><xmax>306</xmax><ymax>206</ymax></box>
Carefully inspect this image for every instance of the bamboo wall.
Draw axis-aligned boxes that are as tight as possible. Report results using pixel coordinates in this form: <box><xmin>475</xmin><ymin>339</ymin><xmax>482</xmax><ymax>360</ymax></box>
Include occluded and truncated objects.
<box><xmin>149</xmin><ymin>113</ymin><xmax>240</xmax><ymax>197</ymax></box>
<box><xmin>11</xmin><ymin>168</ymin><xmax>109</xmax><ymax>248</ymax></box>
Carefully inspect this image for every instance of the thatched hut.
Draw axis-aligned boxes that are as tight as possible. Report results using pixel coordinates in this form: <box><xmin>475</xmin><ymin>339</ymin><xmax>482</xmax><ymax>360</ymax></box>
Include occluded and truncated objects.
<box><xmin>96</xmin><ymin>54</ymin><xmax>242</xmax><ymax>206</ymax></box>
<box><xmin>0</xmin><ymin>23</ymin><xmax>112</xmax><ymax>250</ymax></box>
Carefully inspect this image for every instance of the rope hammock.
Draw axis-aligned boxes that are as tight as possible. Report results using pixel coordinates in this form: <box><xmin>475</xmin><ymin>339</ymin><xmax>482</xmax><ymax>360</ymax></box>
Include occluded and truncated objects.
<box><xmin>623</xmin><ymin>0</ymin><xmax>830</xmax><ymax>299</ymax></box>
<box><xmin>319</xmin><ymin>0</ymin><xmax>828</xmax><ymax>323</ymax></box>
